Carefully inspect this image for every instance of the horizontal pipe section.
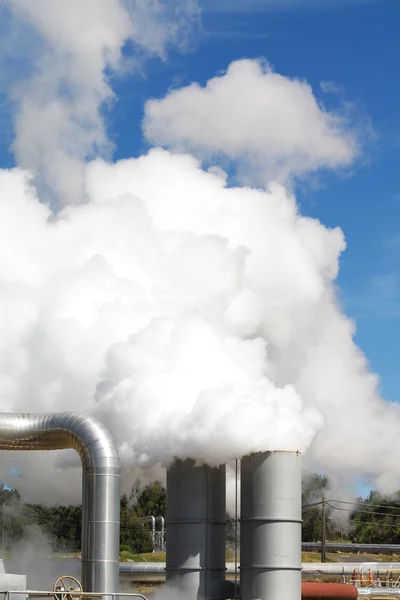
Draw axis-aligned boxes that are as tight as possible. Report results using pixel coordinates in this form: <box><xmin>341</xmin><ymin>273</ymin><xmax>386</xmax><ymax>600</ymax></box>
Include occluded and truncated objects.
<box><xmin>302</xmin><ymin>563</ymin><xmax>400</xmax><ymax>576</ymax></box>
<box><xmin>120</xmin><ymin>561</ymin><xmax>400</xmax><ymax>577</ymax></box>
<box><xmin>120</xmin><ymin>562</ymin><xmax>166</xmax><ymax>575</ymax></box>
<box><xmin>303</xmin><ymin>542</ymin><xmax>400</xmax><ymax>554</ymax></box>
<box><xmin>358</xmin><ymin>590</ymin><xmax>400</xmax><ymax>597</ymax></box>
<box><xmin>0</xmin><ymin>413</ymin><xmax>120</xmax><ymax>594</ymax></box>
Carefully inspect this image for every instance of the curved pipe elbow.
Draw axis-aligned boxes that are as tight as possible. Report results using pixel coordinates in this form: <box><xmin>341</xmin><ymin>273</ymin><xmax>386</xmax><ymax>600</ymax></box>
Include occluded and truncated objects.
<box><xmin>0</xmin><ymin>412</ymin><xmax>120</xmax><ymax>593</ymax></box>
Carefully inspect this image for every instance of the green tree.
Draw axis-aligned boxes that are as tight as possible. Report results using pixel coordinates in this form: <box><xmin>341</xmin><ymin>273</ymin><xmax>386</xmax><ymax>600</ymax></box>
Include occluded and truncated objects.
<box><xmin>349</xmin><ymin>491</ymin><xmax>400</xmax><ymax>544</ymax></box>
<box><xmin>24</xmin><ymin>503</ymin><xmax>82</xmax><ymax>551</ymax></box>
<box><xmin>0</xmin><ymin>485</ymin><xmax>29</xmax><ymax>550</ymax></box>
<box><xmin>130</xmin><ymin>480</ymin><xmax>166</xmax><ymax>519</ymax></box>
<box><xmin>120</xmin><ymin>493</ymin><xmax>153</xmax><ymax>553</ymax></box>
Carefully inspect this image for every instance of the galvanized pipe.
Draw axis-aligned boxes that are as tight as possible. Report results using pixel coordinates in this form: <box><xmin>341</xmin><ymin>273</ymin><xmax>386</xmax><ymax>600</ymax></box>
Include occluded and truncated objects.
<box><xmin>157</xmin><ymin>516</ymin><xmax>165</xmax><ymax>547</ymax></box>
<box><xmin>139</xmin><ymin>517</ymin><xmax>156</xmax><ymax>550</ymax></box>
<box><xmin>0</xmin><ymin>412</ymin><xmax>120</xmax><ymax>593</ymax></box>
<box><xmin>301</xmin><ymin>563</ymin><xmax>400</xmax><ymax>577</ymax></box>
<box><xmin>240</xmin><ymin>451</ymin><xmax>302</xmax><ymax>600</ymax></box>
<box><xmin>358</xmin><ymin>589</ymin><xmax>400</xmax><ymax>597</ymax></box>
<box><xmin>166</xmin><ymin>459</ymin><xmax>227</xmax><ymax>600</ymax></box>
<box><xmin>119</xmin><ymin>562</ymin><xmax>400</xmax><ymax>577</ymax></box>
<box><xmin>303</xmin><ymin>542</ymin><xmax>400</xmax><ymax>554</ymax></box>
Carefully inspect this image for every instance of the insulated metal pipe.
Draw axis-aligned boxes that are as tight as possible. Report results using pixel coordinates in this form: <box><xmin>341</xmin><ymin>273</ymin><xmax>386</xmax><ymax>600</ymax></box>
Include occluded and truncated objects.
<box><xmin>119</xmin><ymin>562</ymin><xmax>400</xmax><ymax>577</ymax></box>
<box><xmin>166</xmin><ymin>459</ymin><xmax>226</xmax><ymax>600</ymax></box>
<box><xmin>140</xmin><ymin>516</ymin><xmax>156</xmax><ymax>550</ymax></box>
<box><xmin>303</xmin><ymin>542</ymin><xmax>400</xmax><ymax>554</ymax></box>
<box><xmin>358</xmin><ymin>590</ymin><xmax>400</xmax><ymax>597</ymax></box>
<box><xmin>240</xmin><ymin>450</ymin><xmax>302</xmax><ymax>600</ymax></box>
<box><xmin>0</xmin><ymin>412</ymin><xmax>120</xmax><ymax>593</ymax></box>
<box><xmin>157</xmin><ymin>516</ymin><xmax>165</xmax><ymax>548</ymax></box>
<box><xmin>301</xmin><ymin>563</ymin><xmax>400</xmax><ymax>577</ymax></box>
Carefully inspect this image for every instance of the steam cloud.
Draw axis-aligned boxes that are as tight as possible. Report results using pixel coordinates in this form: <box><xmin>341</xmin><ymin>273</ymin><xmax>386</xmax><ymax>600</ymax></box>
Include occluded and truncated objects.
<box><xmin>3</xmin><ymin>0</ymin><xmax>200</xmax><ymax>205</ymax></box>
<box><xmin>0</xmin><ymin>0</ymin><xmax>397</xmax><ymax>502</ymax></box>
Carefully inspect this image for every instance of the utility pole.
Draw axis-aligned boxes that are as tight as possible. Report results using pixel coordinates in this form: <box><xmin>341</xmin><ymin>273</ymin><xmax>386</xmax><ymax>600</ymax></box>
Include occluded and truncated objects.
<box><xmin>234</xmin><ymin>458</ymin><xmax>239</xmax><ymax>600</ymax></box>
<box><xmin>1</xmin><ymin>509</ymin><xmax>5</xmax><ymax>557</ymax></box>
<box><xmin>321</xmin><ymin>495</ymin><xmax>326</xmax><ymax>563</ymax></box>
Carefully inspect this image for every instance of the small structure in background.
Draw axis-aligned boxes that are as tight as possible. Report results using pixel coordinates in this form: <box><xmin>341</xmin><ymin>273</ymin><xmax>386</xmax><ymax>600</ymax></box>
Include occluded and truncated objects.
<box><xmin>0</xmin><ymin>559</ymin><xmax>26</xmax><ymax>600</ymax></box>
<box><xmin>139</xmin><ymin>516</ymin><xmax>165</xmax><ymax>552</ymax></box>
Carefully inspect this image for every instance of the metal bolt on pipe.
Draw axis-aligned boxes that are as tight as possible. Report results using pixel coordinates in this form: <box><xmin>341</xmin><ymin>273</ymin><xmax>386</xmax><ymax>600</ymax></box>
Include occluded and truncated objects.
<box><xmin>0</xmin><ymin>412</ymin><xmax>120</xmax><ymax>594</ymax></box>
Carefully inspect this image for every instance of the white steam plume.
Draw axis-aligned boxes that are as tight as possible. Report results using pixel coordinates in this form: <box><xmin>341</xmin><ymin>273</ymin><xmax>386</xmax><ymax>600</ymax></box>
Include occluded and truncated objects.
<box><xmin>0</xmin><ymin>2</ymin><xmax>397</xmax><ymax>504</ymax></box>
<box><xmin>2</xmin><ymin>0</ymin><xmax>200</xmax><ymax>205</ymax></box>
<box><xmin>0</xmin><ymin>146</ymin><xmax>399</xmax><ymax>501</ymax></box>
<box><xmin>143</xmin><ymin>58</ymin><xmax>359</xmax><ymax>185</ymax></box>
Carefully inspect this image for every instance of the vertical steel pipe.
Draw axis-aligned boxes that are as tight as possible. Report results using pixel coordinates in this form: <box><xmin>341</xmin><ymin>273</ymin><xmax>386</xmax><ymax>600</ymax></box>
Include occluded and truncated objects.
<box><xmin>0</xmin><ymin>412</ymin><xmax>120</xmax><ymax>594</ymax></box>
<box><xmin>156</xmin><ymin>516</ymin><xmax>165</xmax><ymax>552</ymax></box>
<box><xmin>240</xmin><ymin>451</ymin><xmax>302</xmax><ymax>600</ymax></box>
<box><xmin>166</xmin><ymin>459</ymin><xmax>226</xmax><ymax>600</ymax></box>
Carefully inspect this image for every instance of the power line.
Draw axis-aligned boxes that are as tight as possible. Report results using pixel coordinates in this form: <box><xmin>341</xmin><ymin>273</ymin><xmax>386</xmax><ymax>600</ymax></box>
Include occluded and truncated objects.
<box><xmin>326</xmin><ymin>502</ymin><xmax>400</xmax><ymax>519</ymax></box>
<box><xmin>342</xmin><ymin>520</ymin><xmax>400</xmax><ymax>531</ymax></box>
<box><xmin>303</xmin><ymin>501</ymin><xmax>326</xmax><ymax>509</ymax></box>
<box><xmin>303</xmin><ymin>499</ymin><xmax>400</xmax><ymax>520</ymax></box>
<box><xmin>330</xmin><ymin>499</ymin><xmax>400</xmax><ymax>512</ymax></box>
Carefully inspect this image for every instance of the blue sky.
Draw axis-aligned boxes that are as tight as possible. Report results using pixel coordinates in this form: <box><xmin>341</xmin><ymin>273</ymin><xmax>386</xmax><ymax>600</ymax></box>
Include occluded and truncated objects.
<box><xmin>0</xmin><ymin>0</ymin><xmax>399</xmax><ymax>404</ymax></box>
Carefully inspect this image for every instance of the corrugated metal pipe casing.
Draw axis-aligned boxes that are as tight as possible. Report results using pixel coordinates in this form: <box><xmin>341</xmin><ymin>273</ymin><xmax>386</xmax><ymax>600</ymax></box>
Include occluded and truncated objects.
<box><xmin>0</xmin><ymin>413</ymin><xmax>120</xmax><ymax>594</ymax></box>
<box><xmin>166</xmin><ymin>459</ymin><xmax>227</xmax><ymax>600</ymax></box>
<box><xmin>240</xmin><ymin>451</ymin><xmax>302</xmax><ymax>600</ymax></box>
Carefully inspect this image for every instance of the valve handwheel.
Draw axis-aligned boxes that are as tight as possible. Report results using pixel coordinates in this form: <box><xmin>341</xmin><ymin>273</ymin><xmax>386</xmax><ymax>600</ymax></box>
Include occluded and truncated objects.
<box><xmin>53</xmin><ymin>575</ymin><xmax>83</xmax><ymax>600</ymax></box>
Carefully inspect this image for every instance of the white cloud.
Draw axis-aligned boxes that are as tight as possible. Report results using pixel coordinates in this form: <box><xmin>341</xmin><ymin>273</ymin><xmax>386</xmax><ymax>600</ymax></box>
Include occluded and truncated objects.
<box><xmin>1</xmin><ymin>0</ymin><xmax>200</xmax><ymax>205</ymax></box>
<box><xmin>143</xmin><ymin>59</ymin><xmax>359</xmax><ymax>185</ymax></box>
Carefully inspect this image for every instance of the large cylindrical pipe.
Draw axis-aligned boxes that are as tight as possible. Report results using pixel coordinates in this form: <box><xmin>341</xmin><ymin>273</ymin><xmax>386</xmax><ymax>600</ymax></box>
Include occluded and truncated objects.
<box><xmin>166</xmin><ymin>459</ymin><xmax>226</xmax><ymax>600</ymax></box>
<box><xmin>0</xmin><ymin>412</ymin><xmax>120</xmax><ymax>593</ymax></box>
<box><xmin>240</xmin><ymin>450</ymin><xmax>302</xmax><ymax>600</ymax></box>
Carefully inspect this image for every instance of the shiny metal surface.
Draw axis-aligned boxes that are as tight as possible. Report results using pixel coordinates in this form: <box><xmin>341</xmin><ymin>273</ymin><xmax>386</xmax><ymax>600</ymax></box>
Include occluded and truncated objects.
<box><xmin>166</xmin><ymin>459</ymin><xmax>228</xmax><ymax>600</ymax></box>
<box><xmin>0</xmin><ymin>413</ymin><xmax>120</xmax><ymax>594</ymax></box>
<box><xmin>120</xmin><ymin>562</ymin><xmax>166</xmax><ymax>574</ymax></box>
<box><xmin>358</xmin><ymin>589</ymin><xmax>400</xmax><ymax>597</ymax></box>
<box><xmin>119</xmin><ymin>561</ymin><xmax>400</xmax><ymax>585</ymax></box>
<box><xmin>119</xmin><ymin>561</ymin><xmax>400</xmax><ymax>577</ymax></box>
<box><xmin>0</xmin><ymin>590</ymin><xmax>150</xmax><ymax>600</ymax></box>
<box><xmin>302</xmin><ymin>563</ymin><xmax>400</xmax><ymax>576</ymax></box>
<box><xmin>240</xmin><ymin>451</ymin><xmax>302</xmax><ymax>600</ymax></box>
